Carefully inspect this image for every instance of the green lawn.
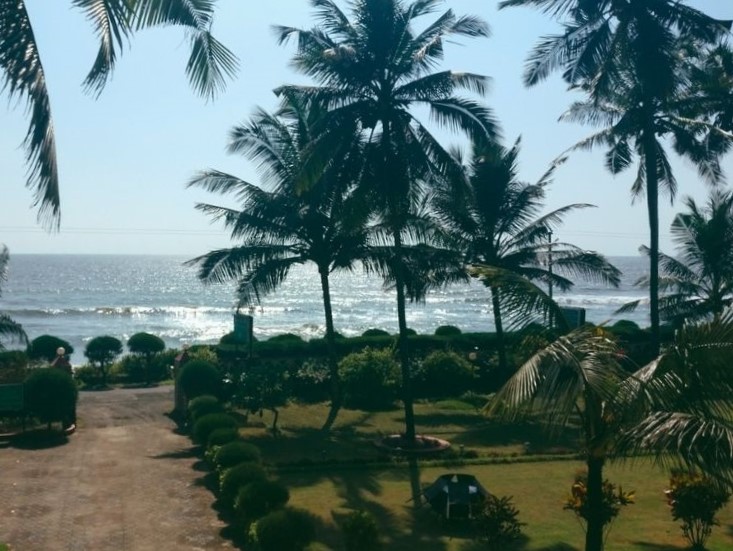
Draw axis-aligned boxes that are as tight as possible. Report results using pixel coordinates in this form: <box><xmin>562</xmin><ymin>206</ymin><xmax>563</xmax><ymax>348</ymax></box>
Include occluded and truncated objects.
<box><xmin>234</xmin><ymin>400</ymin><xmax>733</xmax><ymax>550</ymax></box>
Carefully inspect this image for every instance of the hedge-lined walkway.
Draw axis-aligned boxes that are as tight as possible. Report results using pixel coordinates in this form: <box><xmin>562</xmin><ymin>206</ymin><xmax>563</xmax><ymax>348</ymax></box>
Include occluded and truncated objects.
<box><xmin>0</xmin><ymin>386</ymin><xmax>233</xmax><ymax>551</ymax></box>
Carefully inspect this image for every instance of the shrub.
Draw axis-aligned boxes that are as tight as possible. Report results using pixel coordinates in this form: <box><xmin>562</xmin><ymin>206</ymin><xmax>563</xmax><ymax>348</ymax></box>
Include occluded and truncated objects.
<box><xmin>178</xmin><ymin>359</ymin><xmax>221</xmax><ymax>400</ymax></box>
<box><xmin>361</xmin><ymin>328</ymin><xmax>390</xmax><ymax>337</ymax></box>
<box><xmin>24</xmin><ymin>368</ymin><xmax>78</xmax><ymax>427</ymax></box>
<box><xmin>339</xmin><ymin>348</ymin><xmax>400</xmax><ymax>410</ymax></box>
<box><xmin>290</xmin><ymin>360</ymin><xmax>330</xmax><ymax>403</ymax></box>
<box><xmin>191</xmin><ymin>413</ymin><xmax>238</xmax><ymax>445</ymax></box>
<box><xmin>564</xmin><ymin>471</ymin><xmax>634</xmax><ymax>538</ymax></box>
<box><xmin>234</xmin><ymin>479</ymin><xmax>290</xmax><ymax>524</ymax></box>
<box><xmin>0</xmin><ymin>351</ymin><xmax>29</xmax><ymax>383</ymax></box>
<box><xmin>85</xmin><ymin>335</ymin><xmax>123</xmax><ymax>386</ymax></box>
<box><xmin>27</xmin><ymin>335</ymin><xmax>74</xmax><ymax>362</ymax></box>
<box><xmin>665</xmin><ymin>470</ymin><xmax>731</xmax><ymax>550</ymax></box>
<box><xmin>219</xmin><ymin>462</ymin><xmax>267</xmax><ymax>509</ymax></box>
<box><xmin>473</xmin><ymin>494</ymin><xmax>524</xmax><ymax>550</ymax></box>
<box><xmin>435</xmin><ymin>325</ymin><xmax>462</xmax><ymax>337</ymax></box>
<box><xmin>214</xmin><ymin>441</ymin><xmax>262</xmax><ymax>472</ymax></box>
<box><xmin>339</xmin><ymin>510</ymin><xmax>380</xmax><ymax>551</ymax></box>
<box><xmin>268</xmin><ymin>333</ymin><xmax>304</xmax><ymax>343</ymax></box>
<box><xmin>188</xmin><ymin>394</ymin><xmax>223</xmax><ymax>422</ymax></box>
<box><xmin>207</xmin><ymin>427</ymin><xmax>240</xmax><ymax>449</ymax></box>
<box><xmin>126</xmin><ymin>332</ymin><xmax>166</xmax><ymax>384</ymax></box>
<box><xmin>416</xmin><ymin>350</ymin><xmax>475</xmax><ymax>399</ymax></box>
<box><xmin>253</xmin><ymin>507</ymin><xmax>317</xmax><ymax>551</ymax></box>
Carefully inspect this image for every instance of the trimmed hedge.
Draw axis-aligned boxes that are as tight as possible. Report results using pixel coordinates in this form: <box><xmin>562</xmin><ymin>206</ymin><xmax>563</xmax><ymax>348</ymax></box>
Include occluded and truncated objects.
<box><xmin>207</xmin><ymin>427</ymin><xmax>240</xmax><ymax>449</ymax></box>
<box><xmin>219</xmin><ymin>462</ymin><xmax>267</xmax><ymax>509</ymax></box>
<box><xmin>339</xmin><ymin>348</ymin><xmax>399</xmax><ymax>410</ymax></box>
<box><xmin>188</xmin><ymin>395</ymin><xmax>223</xmax><ymax>422</ymax></box>
<box><xmin>214</xmin><ymin>441</ymin><xmax>262</xmax><ymax>472</ymax></box>
<box><xmin>253</xmin><ymin>507</ymin><xmax>317</xmax><ymax>551</ymax></box>
<box><xmin>178</xmin><ymin>360</ymin><xmax>221</xmax><ymax>400</ymax></box>
<box><xmin>24</xmin><ymin>368</ymin><xmax>77</xmax><ymax>426</ymax></box>
<box><xmin>234</xmin><ymin>479</ymin><xmax>289</xmax><ymax>524</ymax></box>
<box><xmin>192</xmin><ymin>413</ymin><xmax>238</xmax><ymax>445</ymax></box>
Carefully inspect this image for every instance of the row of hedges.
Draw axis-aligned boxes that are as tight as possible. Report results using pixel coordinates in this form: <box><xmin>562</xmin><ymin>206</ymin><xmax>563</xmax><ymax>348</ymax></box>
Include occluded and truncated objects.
<box><xmin>0</xmin><ymin>367</ymin><xmax>77</xmax><ymax>430</ymax></box>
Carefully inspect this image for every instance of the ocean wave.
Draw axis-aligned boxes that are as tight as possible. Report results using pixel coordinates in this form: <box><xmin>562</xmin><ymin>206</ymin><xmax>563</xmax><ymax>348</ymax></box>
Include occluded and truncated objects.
<box><xmin>6</xmin><ymin>305</ymin><xmax>235</xmax><ymax>318</ymax></box>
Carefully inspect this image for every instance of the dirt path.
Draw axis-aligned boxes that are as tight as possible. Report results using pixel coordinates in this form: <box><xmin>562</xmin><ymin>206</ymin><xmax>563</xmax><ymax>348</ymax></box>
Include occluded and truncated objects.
<box><xmin>0</xmin><ymin>386</ymin><xmax>234</xmax><ymax>551</ymax></box>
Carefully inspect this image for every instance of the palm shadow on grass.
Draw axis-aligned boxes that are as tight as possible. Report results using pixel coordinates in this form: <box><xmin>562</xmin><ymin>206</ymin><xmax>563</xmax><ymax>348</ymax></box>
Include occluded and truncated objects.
<box><xmin>632</xmin><ymin>543</ymin><xmax>687</xmax><ymax>551</ymax></box>
<box><xmin>449</xmin><ymin>419</ymin><xmax>581</xmax><ymax>453</ymax></box>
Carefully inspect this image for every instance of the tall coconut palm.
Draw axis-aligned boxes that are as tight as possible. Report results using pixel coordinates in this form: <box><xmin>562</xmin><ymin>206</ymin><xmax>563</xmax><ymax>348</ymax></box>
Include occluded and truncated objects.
<box><xmin>437</xmin><ymin>137</ymin><xmax>621</xmax><ymax>374</ymax></box>
<box><xmin>276</xmin><ymin>0</ymin><xmax>498</xmax><ymax>442</ymax></box>
<box><xmin>620</xmin><ymin>190</ymin><xmax>733</xmax><ymax>326</ymax></box>
<box><xmin>499</xmin><ymin>0</ymin><xmax>732</xmax><ymax>355</ymax></box>
<box><xmin>1</xmin><ymin>0</ymin><xmax>238</xmax><ymax>228</ymax></box>
<box><xmin>0</xmin><ymin>246</ymin><xmax>27</xmax><ymax>349</ymax></box>
<box><xmin>187</xmin><ymin>99</ymin><xmax>369</xmax><ymax>432</ymax></box>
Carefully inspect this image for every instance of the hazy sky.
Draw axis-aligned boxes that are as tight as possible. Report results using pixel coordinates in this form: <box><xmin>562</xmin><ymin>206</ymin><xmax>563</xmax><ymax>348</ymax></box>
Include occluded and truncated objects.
<box><xmin>2</xmin><ymin>0</ymin><xmax>731</xmax><ymax>257</ymax></box>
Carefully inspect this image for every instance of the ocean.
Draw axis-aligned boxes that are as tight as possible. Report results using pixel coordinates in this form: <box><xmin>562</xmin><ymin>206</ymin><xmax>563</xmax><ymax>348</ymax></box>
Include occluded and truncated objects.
<box><xmin>2</xmin><ymin>255</ymin><xmax>649</xmax><ymax>360</ymax></box>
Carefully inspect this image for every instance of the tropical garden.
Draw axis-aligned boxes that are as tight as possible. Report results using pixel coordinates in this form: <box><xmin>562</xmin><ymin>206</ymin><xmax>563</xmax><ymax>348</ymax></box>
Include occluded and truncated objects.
<box><xmin>3</xmin><ymin>1</ymin><xmax>733</xmax><ymax>551</ymax></box>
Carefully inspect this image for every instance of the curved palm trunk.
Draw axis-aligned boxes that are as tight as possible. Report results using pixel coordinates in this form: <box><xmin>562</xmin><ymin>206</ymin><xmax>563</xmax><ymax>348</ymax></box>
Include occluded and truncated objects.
<box><xmin>318</xmin><ymin>266</ymin><xmax>342</xmax><ymax>432</ymax></box>
<box><xmin>490</xmin><ymin>285</ymin><xmax>509</xmax><ymax>378</ymax></box>
<box><xmin>394</xmin><ymin>230</ymin><xmax>416</xmax><ymax>443</ymax></box>
<box><xmin>643</xmin><ymin>126</ymin><xmax>661</xmax><ymax>356</ymax></box>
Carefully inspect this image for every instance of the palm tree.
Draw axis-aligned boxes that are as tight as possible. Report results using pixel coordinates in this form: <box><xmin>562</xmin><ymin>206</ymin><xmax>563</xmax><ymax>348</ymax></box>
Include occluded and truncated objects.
<box><xmin>1</xmin><ymin>0</ymin><xmax>238</xmax><ymax>228</ymax></box>
<box><xmin>0</xmin><ymin>246</ymin><xmax>27</xmax><ymax>349</ymax></box>
<box><xmin>499</xmin><ymin>0</ymin><xmax>732</xmax><ymax>355</ymax></box>
<box><xmin>187</xmin><ymin>99</ymin><xmax>369</xmax><ymax>432</ymax></box>
<box><xmin>275</xmin><ymin>0</ymin><xmax>498</xmax><ymax>442</ymax></box>
<box><xmin>620</xmin><ymin>190</ymin><xmax>733</xmax><ymax>326</ymax></box>
<box><xmin>488</xmin><ymin>315</ymin><xmax>733</xmax><ymax>551</ymax></box>
<box><xmin>487</xmin><ymin>326</ymin><xmax>629</xmax><ymax>551</ymax></box>
<box><xmin>437</xmin><ymin>137</ymin><xmax>621</xmax><ymax>375</ymax></box>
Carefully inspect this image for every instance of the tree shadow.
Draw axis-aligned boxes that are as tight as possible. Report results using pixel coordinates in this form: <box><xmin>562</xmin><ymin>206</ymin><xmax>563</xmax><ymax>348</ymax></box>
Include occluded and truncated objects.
<box><xmin>151</xmin><ymin>447</ymin><xmax>199</xmax><ymax>460</ymax></box>
<box><xmin>449</xmin><ymin>419</ymin><xmax>580</xmax><ymax>453</ymax></box>
<box><xmin>8</xmin><ymin>428</ymin><xmax>70</xmax><ymax>449</ymax></box>
<box><xmin>632</xmin><ymin>543</ymin><xmax>687</xmax><ymax>551</ymax></box>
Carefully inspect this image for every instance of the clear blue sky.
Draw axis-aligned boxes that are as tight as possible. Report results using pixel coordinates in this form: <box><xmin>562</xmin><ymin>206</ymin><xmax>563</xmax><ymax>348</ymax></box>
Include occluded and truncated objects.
<box><xmin>2</xmin><ymin>0</ymin><xmax>731</xmax><ymax>256</ymax></box>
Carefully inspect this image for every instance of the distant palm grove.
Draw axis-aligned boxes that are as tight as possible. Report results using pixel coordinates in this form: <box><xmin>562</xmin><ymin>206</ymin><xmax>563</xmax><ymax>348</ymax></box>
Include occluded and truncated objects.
<box><xmin>3</xmin><ymin>2</ymin><xmax>733</xmax><ymax>551</ymax></box>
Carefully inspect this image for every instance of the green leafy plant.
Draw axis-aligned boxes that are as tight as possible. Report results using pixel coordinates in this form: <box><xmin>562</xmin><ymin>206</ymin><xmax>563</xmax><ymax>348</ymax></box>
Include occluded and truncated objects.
<box><xmin>435</xmin><ymin>325</ymin><xmax>462</xmax><ymax>337</ymax></box>
<box><xmin>27</xmin><ymin>335</ymin><xmax>74</xmax><ymax>362</ymax></box>
<box><xmin>178</xmin><ymin>360</ymin><xmax>221</xmax><ymax>400</ymax></box>
<box><xmin>127</xmin><ymin>332</ymin><xmax>165</xmax><ymax>385</ymax></box>
<box><xmin>188</xmin><ymin>394</ymin><xmax>223</xmax><ymax>422</ymax></box>
<box><xmin>252</xmin><ymin>507</ymin><xmax>317</xmax><ymax>551</ymax></box>
<box><xmin>234</xmin><ymin>479</ymin><xmax>290</xmax><ymax>525</ymax></box>
<box><xmin>24</xmin><ymin>368</ymin><xmax>77</xmax><ymax>429</ymax></box>
<box><xmin>213</xmin><ymin>441</ymin><xmax>261</xmax><ymax>472</ymax></box>
<box><xmin>191</xmin><ymin>413</ymin><xmax>238</xmax><ymax>446</ymax></box>
<box><xmin>338</xmin><ymin>510</ymin><xmax>381</xmax><ymax>551</ymax></box>
<box><xmin>564</xmin><ymin>472</ymin><xmax>634</xmax><ymax>539</ymax></box>
<box><xmin>85</xmin><ymin>335</ymin><xmax>123</xmax><ymax>386</ymax></box>
<box><xmin>339</xmin><ymin>348</ymin><xmax>400</xmax><ymax>410</ymax></box>
<box><xmin>207</xmin><ymin>427</ymin><xmax>240</xmax><ymax>449</ymax></box>
<box><xmin>219</xmin><ymin>462</ymin><xmax>267</xmax><ymax>510</ymax></box>
<box><xmin>473</xmin><ymin>494</ymin><xmax>524</xmax><ymax>550</ymax></box>
<box><xmin>416</xmin><ymin>350</ymin><xmax>475</xmax><ymax>399</ymax></box>
<box><xmin>665</xmin><ymin>470</ymin><xmax>731</xmax><ymax>550</ymax></box>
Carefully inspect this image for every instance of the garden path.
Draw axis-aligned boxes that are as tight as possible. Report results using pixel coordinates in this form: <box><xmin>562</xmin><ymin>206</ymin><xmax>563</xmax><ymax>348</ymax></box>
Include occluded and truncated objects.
<box><xmin>0</xmin><ymin>386</ymin><xmax>233</xmax><ymax>551</ymax></box>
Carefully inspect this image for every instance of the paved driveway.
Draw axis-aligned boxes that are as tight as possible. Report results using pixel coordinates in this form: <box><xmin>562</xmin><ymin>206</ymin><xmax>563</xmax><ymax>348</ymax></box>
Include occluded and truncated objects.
<box><xmin>0</xmin><ymin>386</ymin><xmax>233</xmax><ymax>551</ymax></box>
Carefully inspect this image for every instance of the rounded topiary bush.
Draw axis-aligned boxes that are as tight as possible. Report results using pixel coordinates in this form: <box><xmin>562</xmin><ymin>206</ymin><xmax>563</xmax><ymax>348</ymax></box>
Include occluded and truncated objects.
<box><xmin>27</xmin><ymin>335</ymin><xmax>74</xmax><ymax>362</ymax></box>
<box><xmin>435</xmin><ymin>325</ymin><xmax>462</xmax><ymax>337</ymax></box>
<box><xmin>188</xmin><ymin>394</ymin><xmax>223</xmax><ymax>421</ymax></box>
<box><xmin>24</xmin><ymin>368</ymin><xmax>78</xmax><ymax>426</ymax></box>
<box><xmin>214</xmin><ymin>441</ymin><xmax>262</xmax><ymax>472</ymax></box>
<box><xmin>178</xmin><ymin>359</ymin><xmax>221</xmax><ymax>400</ymax></box>
<box><xmin>339</xmin><ymin>348</ymin><xmax>400</xmax><ymax>410</ymax></box>
<box><xmin>416</xmin><ymin>350</ymin><xmax>475</xmax><ymax>399</ymax></box>
<box><xmin>253</xmin><ymin>507</ymin><xmax>317</xmax><ymax>551</ymax></box>
<box><xmin>234</xmin><ymin>479</ymin><xmax>290</xmax><ymax>524</ymax></box>
<box><xmin>339</xmin><ymin>510</ymin><xmax>381</xmax><ymax>551</ymax></box>
<box><xmin>361</xmin><ymin>328</ymin><xmax>390</xmax><ymax>337</ymax></box>
<box><xmin>0</xmin><ymin>350</ymin><xmax>29</xmax><ymax>383</ymax></box>
<box><xmin>192</xmin><ymin>412</ymin><xmax>238</xmax><ymax>445</ymax></box>
<box><xmin>219</xmin><ymin>462</ymin><xmax>267</xmax><ymax>509</ymax></box>
<box><xmin>207</xmin><ymin>427</ymin><xmax>240</xmax><ymax>449</ymax></box>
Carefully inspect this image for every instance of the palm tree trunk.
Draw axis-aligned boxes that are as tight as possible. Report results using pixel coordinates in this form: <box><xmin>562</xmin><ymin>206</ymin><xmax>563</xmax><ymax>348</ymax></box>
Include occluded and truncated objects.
<box><xmin>643</xmin><ymin>127</ymin><xmax>661</xmax><ymax>356</ymax></box>
<box><xmin>490</xmin><ymin>285</ymin><xmax>508</xmax><ymax>378</ymax></box>
<box><xmin>585</xmin><ymin>455</ymin><xmax>606</xmax><ymax>551</ymax></box>
<box><xmin>319</xmin><ymin>266</ymin><xmax>342</xmax><ymax>432</ymax></box>
<box><xmin>394</xmin><ymin>230</ymin><xmax>416</xmax><ymax>443</ymax></box>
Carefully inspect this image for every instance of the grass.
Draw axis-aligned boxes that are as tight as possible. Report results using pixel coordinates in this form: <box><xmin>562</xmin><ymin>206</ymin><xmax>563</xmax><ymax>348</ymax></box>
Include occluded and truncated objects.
<box><xmin>232</xmin><ymin>399</ymin><xmax>733</xmax><ymax>550</ymax></box>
